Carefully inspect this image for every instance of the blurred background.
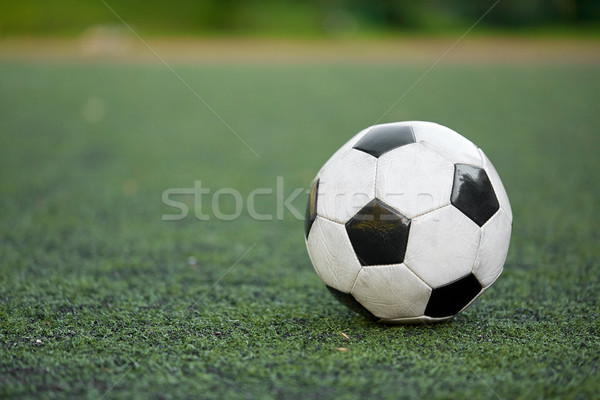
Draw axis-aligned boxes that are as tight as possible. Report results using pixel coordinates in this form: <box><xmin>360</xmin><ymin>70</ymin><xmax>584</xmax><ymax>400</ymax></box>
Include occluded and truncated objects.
<box><xmin>1</xmin><ymin>0</ymin><xmax>599</xmax><ymax>37</ymax></box>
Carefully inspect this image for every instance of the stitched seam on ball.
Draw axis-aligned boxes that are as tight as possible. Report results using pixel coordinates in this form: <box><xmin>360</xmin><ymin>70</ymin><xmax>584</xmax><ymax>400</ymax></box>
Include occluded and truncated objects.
<box><xmin>420</xmin><ymin>140</ymin><xmax>484</xmax><ymax>170</ymax></box>
<box><xmin>471</xmin><ymin>224</ymin><xmax>485</xmax><ymax>276</ymax></box>
<box><xmin>342</xmin><ymin>222</ymin><xmax>366</xmax><ymax>287</ymax></box>
<box><xmin>401</xmin><ymin>260</ymin><xmax>433</xmax><ymax>290</ymax></box>
<box><xmin>410</xmin><ymin>202</ymin><xmax>451</xmax><ymax>220</ymax></box>
<box><xmin>349</xmin><ymin>266</ymin><xmax>363</xmax><ymax>294</ymax></box>
<box><xmin>315</xmin><ymin>214</ymin><xmax>345</xmax><ymax>226</ymax></box>
<box><xmin>419</xmin><ymin>141</ymin><xmax>456</xmax><ymax>166</ymax></box>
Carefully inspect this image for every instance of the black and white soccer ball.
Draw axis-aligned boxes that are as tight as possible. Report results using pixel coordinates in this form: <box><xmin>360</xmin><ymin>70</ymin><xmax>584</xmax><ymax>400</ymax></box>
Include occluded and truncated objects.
<box><xmin>305</xmin><ymin>121</ymin><xmax>512</xmax><ymax>323</ymax></box>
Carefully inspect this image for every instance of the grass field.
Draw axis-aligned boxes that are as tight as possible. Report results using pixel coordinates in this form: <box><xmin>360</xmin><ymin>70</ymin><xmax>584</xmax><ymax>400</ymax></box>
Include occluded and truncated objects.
<box><xmin>0</xmin><ymin>42</ymin><xmax>599</xmax><ymax>399</ymax></box>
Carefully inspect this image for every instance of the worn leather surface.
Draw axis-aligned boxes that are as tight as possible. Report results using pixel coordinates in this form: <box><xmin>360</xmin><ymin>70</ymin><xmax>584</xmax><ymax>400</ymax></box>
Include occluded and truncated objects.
<box><xmin>305</xmin><ymin>121</ymin><xmax>512</xmax><ymax>322</ymax></box>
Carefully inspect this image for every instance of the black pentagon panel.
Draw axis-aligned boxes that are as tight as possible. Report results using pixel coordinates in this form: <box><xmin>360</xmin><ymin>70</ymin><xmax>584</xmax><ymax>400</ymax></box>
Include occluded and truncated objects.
<box><xmin>451</xmin><ymin>164</ymin><xmax>500</xmax><ymax>227</ymax></box>
<box><xmin>352</xmin><ymin>124</ymin><xmax>416</xmax><ymax>158</ymax></box>
<box><xmin>326</xmin><ymin>285</ymin><xmax>378</xmax><ymax>320</ymax></box>
<box><xmin>345</xmin><ymin>199</ymin><xmax>411</xmax><ymax>266</ymax></box>
<box><xmin>304</xmin><ymin>179</ymin><xmax>319</xmax><ymax>239</ymax></box>
<box><xmin>425</xmin><ymin>273</ymin><xmax>483</xmax><ymax>318</ymax></box>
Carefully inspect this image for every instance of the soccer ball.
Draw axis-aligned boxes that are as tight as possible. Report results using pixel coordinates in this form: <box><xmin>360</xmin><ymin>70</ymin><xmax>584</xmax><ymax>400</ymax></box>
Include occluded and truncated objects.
<box><xmin>304</xmin><ymin>121</ymin><xmax>512</xmax><ymax>323</ymax></box>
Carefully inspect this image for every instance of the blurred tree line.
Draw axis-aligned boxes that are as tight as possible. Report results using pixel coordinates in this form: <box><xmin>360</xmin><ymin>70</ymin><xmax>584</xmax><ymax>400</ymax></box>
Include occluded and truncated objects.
<box><xmin>1</xmin><ymin>0</ymin><xmax>598</xmax><ymax>36</ymax></box>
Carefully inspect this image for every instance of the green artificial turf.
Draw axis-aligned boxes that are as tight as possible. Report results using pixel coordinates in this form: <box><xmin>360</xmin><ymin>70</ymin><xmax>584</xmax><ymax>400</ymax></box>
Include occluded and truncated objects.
<box><xmin>0</xmin><ymin>59</ymin><xmax>598</xmax><ymax>399</ymax></box>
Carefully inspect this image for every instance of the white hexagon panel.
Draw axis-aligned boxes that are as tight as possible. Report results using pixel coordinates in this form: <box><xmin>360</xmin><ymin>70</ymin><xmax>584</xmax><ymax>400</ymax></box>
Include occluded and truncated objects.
<box><xmin>316</xmin><ymin>148</ymin><xmax>376</xmax><ymax>224</ymax></box>
<box><xmin>473</xmin><ymin>210</ymin><xmax>512</xmax><ymax>287</ymax></box>
<box><xmin>404</xmin><ymin>205</ymin><xmax>481</xmax><ymax>288</ymax></box>
<box><xmin>376</xmin><ymin>143</ymin><xmax>454</xmax><ymax>219</ymax></box>
<box><xmin>351</xmin><ymin>264</ymin><xmax>431</xmax><ymax>322</ymax></box>
<box><xmin>306</xmin><ymin>216</ymin><xmax>362</xmax><ymax>293</ymax></box>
